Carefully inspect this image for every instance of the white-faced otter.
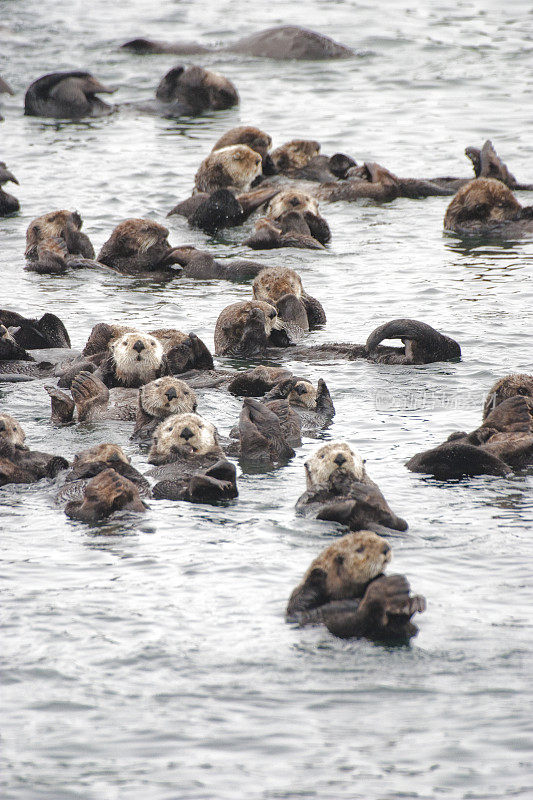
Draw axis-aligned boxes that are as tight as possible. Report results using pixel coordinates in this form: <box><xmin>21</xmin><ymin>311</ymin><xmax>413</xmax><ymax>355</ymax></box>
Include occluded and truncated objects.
<box><xmin>407</xmin><ymin>375</ymin><xmax>533</xmax><ymax>478</ymax></box>
<box><xmin>121</xmin><ymin>26</ymin><xmax>356</xmax><ymax>59</ymax></box>
<box><xmin>64</xmin><ymin>468</ymin><xmax>148</xmax><ymax>523</ymax></box>
<box><xmin>135</xmin><ymin>64</ymin><xmax>238</xmax><ymax>117</ymax></box>
<box><xmin>194</xmin><ymin>145</ymin><xmax>263</xmax><ymax>194</ymax></box>
<box><xmin>97</xmin><ymin>219</ymin><xmax>184</xmax><ymax>276</ymax></box>
<box><xmin>25</xmin><ymin>210</ymin><xmax>96</xmax><ymax>273</ymax></box>
<box><xmin>133</xmin><ymin>376</ymin><xmax>198</xmax><ymax>438</ymax></box>
<box><xmin>24</xmin><ymin>71</ymin><xmax>115</xmax><ymax>118</ymax></box>
<box><xmin>444</xmin><ymin>178</ymin><xmax>533</xmax><ymax>236</ymax></box>
<box><xmin>252</xmin><ymin>266</ymin><xmax>327</xmax><ymax>333</ymax></box>
<box><xmin>0</xmin><ymin>413</ymin><xmax>26</xmax><ymax>447</ymax></box>
<box><xmin>286</xmin><ymin>530</ymin><xmax>425</xmax><ymax>642</ymax></box>
<box><xmin>57</xmin><ymin>443</ymin><xmax>151</xmax><ymax>505</ymax></box>
<box><xmin>296</xmin><ymin>441</ymin><xmax>408</xmax><ymax>533</ymax></box>
<box><xmin>214</xmin><ymin>300</ymin><xmax>291</xmax><ymax>357</ymax></box>
<box><xmin>212</xmin><ymin>126</ymin><xmax>275</xmax><ymax>175</ymax></box>
<box><xmin>0</xmin><ymin>162</ymin><xmax>19</xmax><ymax>215</ymax></box>
<box><xmin>100</xmin><ymin>332</ymin><xmax>165</xmax><ymax>389</ymax></box>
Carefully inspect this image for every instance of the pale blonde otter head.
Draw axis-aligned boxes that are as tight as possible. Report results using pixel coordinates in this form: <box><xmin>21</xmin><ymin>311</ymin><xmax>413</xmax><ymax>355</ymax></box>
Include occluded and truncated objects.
<box><xmin>253</xmin><ymin>266</ymin><xmax>303</xmax><ymax>303</ymax></box>
<box><xmin>111</xmin><ymin>332</ymin><xmax>164</xmax><ymax>384</ymax></box>
<box><xmin>288</xmin><ymin>379</ymin><xmax>317</xmax><ymax>409</ymax></box>
<box><xmin>305</xmin><ymin>441</ymin><xmax>365</xmax><ymax>490</ymax></box>
<box><xmin>271</xmin><ymin>139</ymin><xmax>320</xmax><ymax>172</ymax></box>
<box><xmin>140</xmin><ymin>377</ymin><xmax>197</xmax><ymax>419</ymax></box>
<box><xmin>212</xmin><ymin>126</ymin><xmax>272</xmax><ymax>162</ymax></box>
<box><xmin>148</xmin><ymin>412</ymin><xmax>221</xmax><ymax>463</ymax></box>
<box><xmin>194</xmin><ymin>145</ymin><xmax>262</xmax><ymax>193</ymax></box>
<box><xmin>73</xmin><ymin>443</ymin><xmax>130</xmax><ymax>467</ymax></box>
<box><xmin>301</xmin><ymin>530</ymin><xmax>392</xmax><ymax>600</ymax></box>
<box><xmin>444</xmin><ymin>178</ymin><xmax>523</xmax><ymax>231</ymax></box>
<box><xmin>0</xmin><ymin>413</ymin><xmax>26</xmax><ymax>447</ymax></box>
<box><xmin>266</xmin><ymin>189</ymin><xmax>319</xmax><ymax>221</ymax></box>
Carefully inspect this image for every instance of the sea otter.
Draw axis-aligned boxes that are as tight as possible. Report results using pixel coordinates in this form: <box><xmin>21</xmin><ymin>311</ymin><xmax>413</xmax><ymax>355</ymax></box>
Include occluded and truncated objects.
<box><xmin>252</xmin><ymin>266</ymin><xmax>326</xmax><ymax>334</ymax></box>
<box><xmin>24</xmin><ymin>71</ymin><xmax>115</xmax><ymax>118</ymax></box>
<box><xmin>0</xmin><ymin>309</ymin><xmax>71</xmax><ymax>349</ymax></box>
<box><xmin>194</xmin><ymin>145</ymin><xmax>263</xmax><ymax>194</ymax></box>
<box><xmin>64</xmin><ymin>469</ymin><xmax>148</xmax><ymax>522</ymax></box>
<box><xmin>0</xmin><ymin>433</ymin><xmax>68</xmax><ymax>487</ymax></box>
<box><xmin>407</xmin><ymin>376</ymin><xmax>533</xmax><ymax>478</ymax></box>
<box><xmin>296</xmin><ymin>441</ymin><xmax>408</xmax><ymax>532</ymax></box>
<box><xmin>286</xmin><ymin>530</ymin><xmax>425</xmax><ymax>642</ymax></box>
<box><xmin>444</xmin><ymin>178</ymin><xmax>533</xmax><ymax>236</ymax></box>
<box><xmin>262</xmin><ymin>376</ymin><xmax>335</xmax><ymax>436</ymax></box>
<box><xmin>57</xmin><ymin>443</ymin><xmax>151</xmax><ymax>505</ymax></box>
<box><xmin>0</xmin><ymin>413</ymin><xmax>26</xmax><ymax>447</ymax></box>
<box><xmin>0</xmin><ymin>75</ymin><xmax>14</xmax><ymax>122</ymax></box>
<box><xmin>167</xmin><ymin>186</ymin><xmax>280</xmax><ymax>234</ymax></box>
<box><xmin>97</xmin><ymin>219</ymin><xmax>184</xmax><ymax>276</ymax></box>
<box><xmin>121</xmin><ymin>25</ymin><xmax>356</xmax><ymax>60</ymax></box>
<box><xmin>233</xmin><ymin>397</ymin><xmax>297</xmax><ymax>465</ymax></box>
<box><xmin>152</xmin><ymin>458</ymin><xmax>238</xmax><ymax>504</ymax></box>
<box><xmin>135</xmin><ymin>64</ymin><xmax>238</xmax><ymax>117</ymax></box>
<box><xmin>211</xmin><ymin>126</ymin><xmax>276</xmax><ymax>175</ymax></box>
<box><xmin>244</xmin><ymin>189</ymin><xmax>331</xmax><ymax>250</ymax></box>
<box><xmin>430</xmin><ymin>140</ymin><xmax>533</xmax><ymax>193</ymax></box>
<box><xmin>25</xmin><ymin>210</ymin><xmax>96</xmax><ymax>273</ymax></box>
<box><xmin>0</xmin><ymin>162</ymin><xmax>19</xmax><ymax>215</ymax></box>
<box><xmin>214</xmin><ymin>300</ymin><xmax>291</xmax><ymax>357</ymax></box>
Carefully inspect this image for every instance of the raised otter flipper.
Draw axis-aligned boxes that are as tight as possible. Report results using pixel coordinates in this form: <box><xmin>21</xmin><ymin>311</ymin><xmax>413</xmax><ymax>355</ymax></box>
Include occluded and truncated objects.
<box><xmin>365</xmin><ymin>318</ymin><xmax>461</xmax><ymax>364</ymax></box>
<box><xmin>70</xmin><ymin>371</ymin><xmax>110</xmax><ymax>421</ymax></box>
<box><xmin>165</xmin><ymin>332</ymin><xmax>214</xmax><ymax>373</ymax></box>
<box><xmin>238</xmin><ymin>397</ymin><xmax>295</xmax><ymax>465</ymax></box>
<box><xmin>45</xmin><ymin>385</ymin><xmax>75</xmax><ymax>423</ymax></box>
<box><xmin>0</xmin><ymin>310</ymin><xmax>71</xmax><ymax>349</ymax></box>
<box><xmin>65</xmin><ymin>468</ymin><xmax>148</xmax><ymax>522</ymax></box>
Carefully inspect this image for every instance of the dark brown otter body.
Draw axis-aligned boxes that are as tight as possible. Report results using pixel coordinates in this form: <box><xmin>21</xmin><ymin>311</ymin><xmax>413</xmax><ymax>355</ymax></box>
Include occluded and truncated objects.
<box><xmin>24</xmin><ymin>71</ymin><xmax>115</xmax><ymax>118</ymax></box>
<box><xmin>25</xmin><ymin>210</ymin><xmax>96</xmax><ymax>273</ymax></box>
<box><xmin>0</xmin><ymin>438</ymin><xmax>68</xmax><ymax>487</ymax></box>
<box><xmin>57</xmin><ymin>443</ymin><xmax>151</xmax><ymax>504</ymax></box>
<box><xmin>0</xmin><ymin>162</ymin><xmax>19</xmax><ymax>215</ymax></box>
<box><xmin>64</xmin><ymin>469</ymin><xmax>148</xmax><ymax>522</ymax></box>
<box><xmin>444</xmin><ymin>178</ymin><xmax>533</xmax><ymax>236</ymax></box>
<box><xmin>134</xmin><ymin>64</ymin><xmax>238</xmax><ymax>117</ymax></box>
<box><xmin>97</xmin><ymin>219</ymin><xmax>184</xmax><ymax>276</ymax></box>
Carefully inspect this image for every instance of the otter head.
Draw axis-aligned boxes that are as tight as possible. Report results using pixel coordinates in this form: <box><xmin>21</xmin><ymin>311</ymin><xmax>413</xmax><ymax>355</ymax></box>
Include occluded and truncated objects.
<box><xmin>483</xmin><ymin>373</ymin><xmax>533</xmax><ymax>419</ymax></box>
<box><xmin>140</xmin><ymin>376</ymin><xmax>197</xmax><ymax>419</ymax></box>
<box><xmin>266</xmin><ymin>190</ymin><xmax>319</xmax><ymax>221</ymax></box>
<box><xmin>0</xmin><ymin>413</ymin><xmax>26</xmax><ymax>447</ymax></box>
<box><xmin>288</xmin><ymin>379</ymin><xmax>317</xmax><ymax>409</ymax></box>
<box><xmin>214</xmin><ymin>300</ymin><xmax>285</xmax><ymax>357</ymax></box>
<box><xmin>195</xmin><ymin>145</ymin><xmax>262</xmax><ymax>193</ymax></box>
<box><xmin>25</xmin><ymin>210</ymin><xmax>84</xmax><ymax>259</ymax></box>
<box><xmin>287</xmin><ymin>530</ymin><xmax>392</xmax><ymax>615</ymax></box>
<box><xmin>73</xmin><ymin>443</ymin><xmax>130</xmax><ymax>469</ymax></box>
<box><xmin>155</xmin><ymin>65</ymin><xmax>186</xmax><ymax>102</ymax></box>
<box><xmin>271</xmin><ymin>139</ymin><xmax>321</xmax><ymax>172</ymax></box>
<box><xmin>111</xmin><ymin>332</ymin><xmax>164</xmax><ymax>384</ymax></box>
<box><xmin>148</xmin><ymin>412</ymin><xmax>220</xmax><ymax>464</ymax></box>
<box><xmin>212</xmin><ymin>126</ymin><xmax>273</xmax><ymax>170</ymax></box>
<box><xmin>444</xmin><ymin>178</ymin><xmax>523</xmax><ymax>231</ymax></box>
<box><xmin>97</xmin><ymin>219</ymin><xmax>181</xmax><ymax>272</ymax></box>
<box><xmin>305</xmin><ymin>441</ymin><xmax>365</xmax><ymax>490</ymax></box>
<box><xmin>253</xmin><ymin>266</ymin><xmax>303</xmax><ymax>303</ymax></box>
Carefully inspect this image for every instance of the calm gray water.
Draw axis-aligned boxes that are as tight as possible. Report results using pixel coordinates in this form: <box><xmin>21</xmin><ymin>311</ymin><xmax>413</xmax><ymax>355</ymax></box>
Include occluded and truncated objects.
<box><xmin>1</xmin><ymin>1</ymin><xmax>533</xmax><ymax>798</ymax></box>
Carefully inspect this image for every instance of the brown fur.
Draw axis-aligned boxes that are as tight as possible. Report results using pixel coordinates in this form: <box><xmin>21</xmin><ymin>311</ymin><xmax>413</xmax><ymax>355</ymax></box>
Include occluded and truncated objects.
<box><xmin>25</xmin><ymin>210</ymin><xmax>94</xmax><ymax>260</ymax></box>
<box><xmin>64</xmin><ymin>468</ymin><xmax>147</xmax><ymax>522</ymax></box>
<box><xmin>212</xmin><ymin>126</ymin><xmax>272</xmax><ymax>162</ymax></box>
<box><xmin>73</xmin><ymin>443</ymin><xmax>130</xmax><ymax>469</ymax></box>
<box><xmin>194</xmin><ymin>145</ymin><xmax>262</xmax><ymax>193</ymax></box>
<box><xmin>271</xmin><ymin>140</ymin><xmax>320</xmax><ymax>172</ymax></box>
<box><xmin>266</xmin><ymin>189</ymin><xmax>319</xmax><ymax>220</ymax></box>
<box><xmin>482</xmin><ymin>374</ymin><xmax>533</xmax><ymax>419</ymax></box>
<box><xmin>148</xmin><ymin>413</ymin><xmax>222</xmax><ymax>464</ymax></box>
<box><xmin>444</xmin><ymin>178</ymin><xmax>523</xmax><ymax>231</ymax></box>
<box><xmin>97</xmin><ymin>219</ymin><xmax>182</xmax><ymax>274</ymax></box>
<box><xmin>0</xmin><ymin>413</ymin><xmax>26</xmax><ymax>447</ymax></box>
<box><xmin>253</xmin><ymin>266</ymin><xmax>303</xmax><ymax>303</ymax></box>
<box><xmin>214</xmin><ymin>300</ymin><xmax>282</xmax><ymax>356</ymax></box>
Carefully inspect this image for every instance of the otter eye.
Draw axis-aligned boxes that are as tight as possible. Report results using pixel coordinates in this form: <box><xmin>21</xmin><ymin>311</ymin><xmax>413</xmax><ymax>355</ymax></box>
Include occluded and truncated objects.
<box><xmin>319</xmin><ymin>454</ymin><xmax>324</xmax><ymax>459</ymax></box>
<box><xmin>150</xmin><ymin>342</ymin><xmax>155</xmax><ymax>347</ymax></box>
<box><xmin>355</xmin><ymin>545</ymin><xmax>365</xmax><ymax>553</ymax></box>
<box><xmin>334</xmin><ymin>554</ymin><xmax>344</xmax><ymax>566</ymax></box>
<box><xmin>269</xmin><ymin>311</ymin><xmax>276</xmax><ymax>319</ymax></box>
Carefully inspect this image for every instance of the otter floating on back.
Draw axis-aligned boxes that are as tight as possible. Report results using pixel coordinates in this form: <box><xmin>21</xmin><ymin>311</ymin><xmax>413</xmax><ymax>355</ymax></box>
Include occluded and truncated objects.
<box><xmin>24</xmin><ymin>71</ymin><xmax>115</xmax><ymax>118</ymax></box>
<box><xmin>134</xmin><ymin>64</ymin><xmax>238</xmax><ymax>118</ymax></box>
<box><xmin>444</xmin><ymin>178</ymin><xmax>533</xmax><ymax>237</ymax></box>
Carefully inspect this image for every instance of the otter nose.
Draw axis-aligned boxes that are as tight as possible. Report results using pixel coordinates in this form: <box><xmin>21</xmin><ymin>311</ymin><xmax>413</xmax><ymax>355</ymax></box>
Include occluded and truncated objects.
<box><xmin>165</xmin><ymin>387</ymin><xmax>178</xmax><ymax>401</ymax></box>
<box><xmin>133</xmin><ymin>340</ymin><xmax>145</xmax><ymax>353</ymax></box>
<box><xmin>180</xmin><ymin>426</ymin><xmax>194</xmax><ymax>441</ymax></box>
<box><xmin>289</xmin><ymin>197</ymin><xmax>300</xmax><ymax>207</ymax></box>
<box><xmin>382</xmin><ymin>543</ymin><xmax>390</xmax><ymax>555</ymax></box>
<box><xmin>334</xmin><ymin>453</ymin><xmax>347</xmax><ymax>466</ymax></box>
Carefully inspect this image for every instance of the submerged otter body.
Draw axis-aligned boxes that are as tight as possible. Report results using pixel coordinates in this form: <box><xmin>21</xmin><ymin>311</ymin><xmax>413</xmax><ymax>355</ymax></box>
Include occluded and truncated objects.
<box><xmin>0</xmin><ymin>436</ymin><xmax>68</xmax><ymax>488</ymax></box>
<box><xmin>0</xmin><ymin>162</ymin><xmax>19</xmax><ymax>216</ymax></box>
<box><xmin>57</xmin><ymin>443</ymin><xmax>151</xmax><ymax>505</ymax></box>
<box><xmin>252</xmin><ymin>266</ymin><xmax>326</xmax><ymax>335</ymax></box>
<box><xmin>24</xmin><ymin>71</ymin><xmax>115</xmax><ymax>118</ymax></box>
<box><xmin>286</xmin><ymin>530</ymin><xmax>425</xmax><ymax>642</ymax></box>
<box><xmin>122</xmin><ymin>26</ymin><xmax>356</xmax><ymax>60</ymax></box>
<box><xmin>444</xmin><ymin>178</ymin><xmax>533</xmax><ymax>237</ymax></box>
<box><xmin>244</xmin><ymin>189</ymin><xmax>331</xmax><ymax>250</ymax></box>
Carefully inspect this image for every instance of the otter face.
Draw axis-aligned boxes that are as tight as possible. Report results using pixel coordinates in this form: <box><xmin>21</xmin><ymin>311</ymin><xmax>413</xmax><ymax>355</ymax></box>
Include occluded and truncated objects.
<box><xmin>111</xmin><ymin>332</ymin><xmax>164</xmax><ymax>384</ymax></box>
<box><xmin>0</xmin><ymin>413</ymin><xmax>26</xmax><ymax>447</ymax></box>
<box><xmin>288</xmin><ymin>380</ymin><xmax>317</xmax><ymax>409</ymax></box>
<box><xmin>444</xmin><ymin>178</ymin><xmax>522</xmax><ymax>231</ymax></box>
<box><xmin>314</xmin><ymin>530</ymin><xmax>392</xmax><ymax>599</ymax></box>
<box><xmin>266</xmin><ymin>190</ymin><xmax>319</xmax><ymax>221</ymax></box>
<box><xmin>214</xmin><ymin>300</ymin><xmax>283</xmax><ymax>356</ymax></box>
<box><xmin>253</xmin><ymin>266</ymin><xmax>303</xmax><ymax>303</ymax></box>
<box><xmin>148</xmin><ymin>412</ymin><xmax>219</xmax><ymax>463</ymax></box>
<box><xmin>483</xmin><ymin>373</ymin><xmax>533</xmax><ymax>419</ymax></box>
<box><xmin>195</xmin><ymin>145</ymin><xmax>262</xmax><ymax>193</ymax></box>
<box><xmin>140</xmin><ymin>377</ymin><xmax>197</xmax><ymax>418</ymax></box>
<box><xmin>271</xmin><ymin>139</ymin><xmax>321</xmax><ymax>171</ymax></box>
<box><xmin>305</xmin><ymin>441</ymin><xmax>365</xmax><ymax>490</ymax></box>
<box><xmin>97</xmin><ymin>219</ymin><xmax>179</xmax><ymax>272</ymax></box>
<box><xmin>212</xmin><ymin>126</ymin><xmax>272</xmax><ymax>162</ymax></box>
<box><xmin>73</xmin><ymin>443</ymin><xmax>130</xmax><ymax>468</ymax></box>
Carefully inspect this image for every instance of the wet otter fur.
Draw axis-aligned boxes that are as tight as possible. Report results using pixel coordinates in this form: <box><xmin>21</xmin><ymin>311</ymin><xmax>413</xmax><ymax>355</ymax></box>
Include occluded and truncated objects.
<box><xmin>138</xmin><ymin>64</ymin><xmax>238</xmax><ymax>117</ymax></box>
<box><xmin>444</xmin><ymin>178</ymin><xmax>533</xmax><ymax>236</ymax></box>
<box><xmin>212</xmin><ymin>126</ymin><xmax>275</xmax><ymax>174</ymax></box>
<box><xmin>214</xmin><ymin>300</ymin><xmax>291</xmax><ymax>357</ymax></box>
<box><xmin>132</xmin><ymin>376</ymin><xmax>198</xmax><ymax>439</ymax></box>
<box><xmin>57</xmin><ymin>443</ymin><xmax>151</xmax><ymax>504</ymax></box>
<box><xmin>0</xmin><ymin>413</ymin><xmax>26</xmax><ymax>447</ymax></box>
<box><xmin>24</xmin><ymin>71</ymin><xmax>115</xmax><ymax>118</ymax></box>
<box><xmin>253</xmin><ymin>266</ymin><xmax>326</xmax><ymax>333</ymax></box>
<box><xmin>244</xmin><ymin>189</ymin><xmax>331</xmax><ymax>250</ymax></box>
<box><xmin>168</xmin><ymin>186</ymin><xmax>280</xmax><ymax>234</ymax></box>
<box><xmin>296</xmin><ymin>441</ymin><xmax>408</xmax><ymax>532</ymax></box>
<box><xmin>482</xmin><ymin>374</ymin><xmax>533</xmax><ymax>419</ymax></box>
<box><xmin>147</xmin><ymin>412</ymin><xmax>224</xmax><ymax>475</ymax></box>
<box><xmin>262</xmin><ymin>377</ymin><xmax>335</xmax><ymax>435</ymax></box>
<box><xmin>97</xmin><ymin>219</ymin><xmax>184</xmax><ymax>276</ymax></box>
<box><xmin>271</xmin><ymin>140</ymin><xmax>321</xmax><ymax>173</ymax></box>
<box><xmin>234</xmin><ymin>397</ymin><xmax>297</xmax><ymax>465</ymax></box>
<box><xmin>152</xmin><ymin>458</ymin><xmax>238</xmax><ymax>504</ymax></box>
<box><xmin>0</xmin><ymin>162</ymin><xmax>19</xmax><ymax>216</ymax></box>
<box><xmin>0</xmin><ymin>436</ymin><xmax>68</xmax><ymax>487</ymax></box>
<box><xmin>286</xmin><ymin>530</ymin><xmax>425</xmax><ymax>642</ymax></box>
<box><xmin>25</xmin><ymin>210</ymin><xmax>96</xmax><ymax>273</ymax></box>
<box><xmin>64</xmin><ymin>468</ymin><xmax>148</xmax><ymax>522</ymax></box>
<box><xmin>194</xmin><ymin>145</ymin><xmax>263</xmax><ymax>194</ymax></box>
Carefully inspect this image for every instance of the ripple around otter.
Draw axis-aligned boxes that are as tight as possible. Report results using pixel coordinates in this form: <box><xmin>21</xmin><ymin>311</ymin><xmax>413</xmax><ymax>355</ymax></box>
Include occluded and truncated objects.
<box><xmin>1</xmin><ymin>1</ymin><xmax>533</xmax><ymax>799</ymax></box>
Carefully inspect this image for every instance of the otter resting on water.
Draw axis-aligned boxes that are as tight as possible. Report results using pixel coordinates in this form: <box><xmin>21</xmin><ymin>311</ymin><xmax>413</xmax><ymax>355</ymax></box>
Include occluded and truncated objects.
<box><xmin>97</xmin><ymin>219</ymin><xmax>185</xmax><ymax>277</ymax></box>
<box><xmin>296</xmin><ymin>442</ymin><xmax>408</xmax><ymax>533</ymax></box>
<box><xmin>214</xmin><ymin>300</ymin><xmax>292</xmax><ymax>357</ymax></box>
<box><xmin>0</xmin><ymin>75</ymin><xmax>14</xmax><ymax>122</ymax></box>
<box><xmin>194</xmin><ymin>145</ymin><xmax>263</xmax><ymax>194</ymax></box>
<box><xmin>64</xmin><ymin>468</ymin><xmax>148</xmax><ymax>522</ymax></box>
<box><xmin>0</xmin><ymin>310</ymin><xmax>71</xmax><ymax>350</ymax></box>
<box><xmin>243</xmin><ymin>189</ymin><xmax>331</xmax><ymax>250</ymax></box>
<box><xmin>135</xmin><ymin>64</ymin><xmax>238</xmax><ymax>118</ymax></box>
<box><xmin>286</xmin><ymin>530</ymin><xmax>425</xmax><ymax>642</ymax></box>
<box><xmin>252</xmin><ymin>266</ymin><xmax>326</xmax><ymax>336</ymax></box>
<box><xmin>0</xmin><ymin>421</ymin><xmax>68</xmax><ymax>487</ymax></box>
<box><xmin>262</xmin><ymin>376</ymin><xmax>335</xmax><ymax>436</ymax></box>
<box><xmin>0</xmin><ymin>162</ymin><xmax>19</xmax><ymax>216</ymax></box>
<box><xmin>406</xmin><ymin>374</ymin><xmax>533</xmax><ymax>479</ymax></box>
<box><xmin>56</xmin><ymin>443</ymin><xmax>151</xmax><ymax>505</ymax></box>
<box><xmin>24</xmin><ymin>71</ymin><xmax>115</xmax><ymax>118</ymax></box>
<box><xmin>443</xmin><ymin>178</ymin><xmax>533</xmax><ymax>237</ymax></box>
<box><xmin>25</xmin><ymin>210</ymin><xmax>97</xmax><ymax>273</ymax></box>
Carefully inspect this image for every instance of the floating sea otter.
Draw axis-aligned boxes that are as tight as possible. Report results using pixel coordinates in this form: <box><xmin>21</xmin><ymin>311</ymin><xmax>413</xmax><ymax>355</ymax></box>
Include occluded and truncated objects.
<box><xmin>286</xmin><ymin>530</ymin><xmax>425</xmax><ymax>642</ymax></box>
<box><xmin>296</xmin><ymin>442</ymin><xmax>408</xmax><ymax>533</ymax></box>
<box><xmin>214</xmin><ymin>300</ymin><xmax>292</xmax><ymax>357</ymax></box>
<box><xmin>64</xmin><ymin>468</ymin><xmax>148</xmax><ymax>522</ymax></box>
<box><xmin>0</xmin><ymin>162</ymin><xmax>19</xmax><ymax>216</ymax></box>
<box><xmin>243</xmin><ymin>189</ymin><xmax>331</xmax><ymax>250</ymax></box>
<box><xmin>407</xmin><ymin>374</ymin><xmax>533</xmax><ymax>479</ymax></box>
<box><xmin>252</xmin><ymin>266</ymin><xmax>326</xmax><ymax>337</ymax></box>
<box><xmin>97</xmin><ymin>219</ymin><xmax>185</xmax><ymax>277</ymax></box>
<box><xmin>133</xmin><ymin>64</ymin><xmax>238</xmax><ymax>117</ymax></box>
<box><xmin>25</xmin><ymin>210</ymin><xmax>97</xmax><ymax>273</ymax></box>
<box><xmin>121</xmin><ymin>25</ymin><xmax>356</xmax><ymax>60</ymax></box>
<box><xmin>24</xmin><ymin>71</ymin><xmax>115</xmax><ymax>118</ymax></box>
<box><xmin>444</xmin><ymin>178</ymin><xmax>533</xmax><ymax>237</ymax></box>
<box><xmin>0</xmin><ymin>417</ymin><xmax>68</xmax><ymax>487</ymax></box>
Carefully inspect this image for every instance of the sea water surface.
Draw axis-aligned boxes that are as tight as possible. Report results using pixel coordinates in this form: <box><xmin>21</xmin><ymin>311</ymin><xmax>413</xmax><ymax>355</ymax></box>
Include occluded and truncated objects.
<box><xmin>1</xmin><ymin>1</ymin><xmax>532</xmax><ymax>798</ymax></box>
